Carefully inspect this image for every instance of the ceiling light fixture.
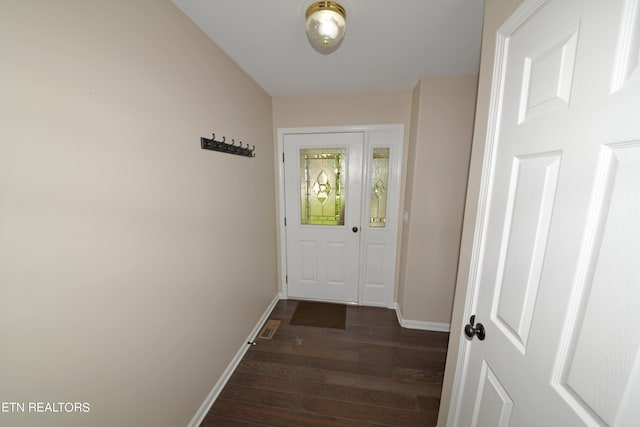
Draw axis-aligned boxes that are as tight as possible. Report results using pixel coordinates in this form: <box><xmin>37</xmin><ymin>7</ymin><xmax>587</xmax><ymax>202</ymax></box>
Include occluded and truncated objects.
<box><xmin>305</xmin><ymin>1</ymin><xmax>347</xmax><ymax>55</ymax></box>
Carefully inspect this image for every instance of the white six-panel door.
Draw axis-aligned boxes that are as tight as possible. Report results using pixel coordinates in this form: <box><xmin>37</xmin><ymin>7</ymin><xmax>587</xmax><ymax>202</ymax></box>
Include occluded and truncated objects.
<box><xmin>452</xmin><ymin>0</ymin><xmax>640</xmax><ymax>425</ymax></box>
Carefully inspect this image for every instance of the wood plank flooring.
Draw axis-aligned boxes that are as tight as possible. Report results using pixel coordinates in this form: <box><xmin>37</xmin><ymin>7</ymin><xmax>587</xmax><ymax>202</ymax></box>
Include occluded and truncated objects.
<box><xmin>201</xmin><ymin>300</ymin><xmax>449</xmax><ymax>426</ymax></box>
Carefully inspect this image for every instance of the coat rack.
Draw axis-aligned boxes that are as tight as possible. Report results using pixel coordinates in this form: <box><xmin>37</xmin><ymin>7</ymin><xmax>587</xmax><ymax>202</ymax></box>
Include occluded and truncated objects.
<box><xmin>200</xmin><ymin>133</ymin><xmax>256</xmax><ymax>158</ymax></box>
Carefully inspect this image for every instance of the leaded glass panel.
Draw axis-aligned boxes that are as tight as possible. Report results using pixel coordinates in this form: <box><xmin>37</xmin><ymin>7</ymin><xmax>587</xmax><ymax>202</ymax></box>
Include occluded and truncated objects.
<box><xmin>300</xmin><ymin>148</ymin><xmax>346</xmax><ymax>225</ymax></box>
<box><xmin>370</xmin><ymin>148</ymin><xmax>390</xmax><ymax>228</ymax></box>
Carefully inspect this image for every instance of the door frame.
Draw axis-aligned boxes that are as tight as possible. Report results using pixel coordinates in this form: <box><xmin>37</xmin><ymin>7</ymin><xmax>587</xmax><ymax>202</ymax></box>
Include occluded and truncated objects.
<box><xmin>277</xmin><ymin>124</ymin><xmax>404</xmax><ymax>307</ymax></box>
<box><xmin>448</xmin><ymin>0</ymin><xmax>554</xmax><ymax>423</ymax></box>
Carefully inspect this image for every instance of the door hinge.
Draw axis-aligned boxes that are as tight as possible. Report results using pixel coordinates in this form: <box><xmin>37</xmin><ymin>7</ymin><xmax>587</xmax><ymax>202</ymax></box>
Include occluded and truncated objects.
<box><xmin>285</xmin><ymin>275</ymin><xmax>288</xmax><ymax>284</ymax></box>
<box><xmin>282</xmin><ymin>152</ymin><xmax>285</xmax><ymax>163</ymax></box>
<box><xmin>284</xmin><ymin>217</ymin><xmax>287</xmax><ymax>226</ymax></box>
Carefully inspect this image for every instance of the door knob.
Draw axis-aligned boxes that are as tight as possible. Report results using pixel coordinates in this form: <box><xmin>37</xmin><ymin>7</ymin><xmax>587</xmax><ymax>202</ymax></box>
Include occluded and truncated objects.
<box><xmin>352</xmin><ymin>226</ymin><xmax>359</xmax><ymax>233</ymax></box>
<box><xmin>464</xmin><ymin>315</ymin><xmax>486</xmax><ymax>341</ymax></box>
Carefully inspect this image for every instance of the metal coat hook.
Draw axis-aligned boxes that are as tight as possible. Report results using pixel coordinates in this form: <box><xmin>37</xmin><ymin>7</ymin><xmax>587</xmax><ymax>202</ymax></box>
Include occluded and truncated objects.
<box><xmin>200</xmin><ymin>133</ymin><xmax>256</xmax><ymax>158</ymax></box>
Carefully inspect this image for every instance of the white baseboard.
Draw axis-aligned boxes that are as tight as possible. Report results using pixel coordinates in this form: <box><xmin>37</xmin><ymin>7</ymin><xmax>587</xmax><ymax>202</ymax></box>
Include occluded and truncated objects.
<box><xmin>394</xmin><ymin>303</ymin><xmax>451</xmax><ymax>332</ymax></box>
<box><xmin>187</xmin><ymin>294</ymin><xmax>281</xmax><ymax>427</ymax></box>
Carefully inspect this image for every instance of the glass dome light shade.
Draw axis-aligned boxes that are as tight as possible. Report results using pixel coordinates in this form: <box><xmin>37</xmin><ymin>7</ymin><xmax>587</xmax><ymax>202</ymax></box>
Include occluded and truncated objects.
<box><xmin>305</xmin><ymin>1</ymin><xmax>347</xmax><ymax>54</ymax></box>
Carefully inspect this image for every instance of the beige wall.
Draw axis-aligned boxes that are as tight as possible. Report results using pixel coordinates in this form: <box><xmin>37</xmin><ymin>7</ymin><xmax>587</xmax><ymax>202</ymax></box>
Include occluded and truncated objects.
<box><xmin>437</xmin><ymin>0</ymin><xmax>525</xmax><ymax>425</ymax></box>
<box><xmin>0</xmin><ymin>1</ymin><xmax>276</xmax><ymax>426</ymax></box>
<box><xmin>399</xmin><ymin>76</ymin><xmax>478</xmax><ymax>324</ymax></box>
<box><xmin>273</xmin><ymin>92</ymin><xmax>413</xmax><ymax>129</ymax></box>
<box><xmin>397</xmin><ymin>81</ymin><xmax>424</xmax><ymax>309</ymax></box>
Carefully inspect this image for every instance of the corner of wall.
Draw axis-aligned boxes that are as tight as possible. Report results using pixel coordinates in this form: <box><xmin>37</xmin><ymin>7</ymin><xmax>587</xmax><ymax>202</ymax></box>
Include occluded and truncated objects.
<box><xmin>394</xmin><ymin>303</ymin><xmax>451</xmax><ymax>332</ymax></box>
<box><xmin>396</xmin><ymin>79</ymin><xmax>424</xmax><ymax>312</ymax></box>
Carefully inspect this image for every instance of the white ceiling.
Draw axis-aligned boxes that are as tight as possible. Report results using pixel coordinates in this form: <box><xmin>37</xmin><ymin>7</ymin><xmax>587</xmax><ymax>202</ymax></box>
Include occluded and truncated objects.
<box><xmin>171</xmin><ymin>0</ymin><xmax>485</xmax><ymax>97</ymax></box>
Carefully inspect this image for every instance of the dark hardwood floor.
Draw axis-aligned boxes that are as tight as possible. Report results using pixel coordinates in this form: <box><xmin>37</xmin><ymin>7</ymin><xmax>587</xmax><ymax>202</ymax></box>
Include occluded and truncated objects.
<box><xmin>201</xmin><ymin>299</ymin><xmax>449</xmax><ymax>426</ymax></box>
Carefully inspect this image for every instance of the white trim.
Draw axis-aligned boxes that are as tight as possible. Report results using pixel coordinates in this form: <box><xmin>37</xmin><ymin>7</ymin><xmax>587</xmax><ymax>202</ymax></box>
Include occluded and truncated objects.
<box><xmin>187</xmin><ymin>295</ymin><xmax>280</xmax><ymax>427</ymax></box>
<box><xmin>447</xmin><ymin>1</ymin><xmax>551</xmax><ymax>426</ymax></box>
<box><xmin>394</xmin><ymin>303</ymin><xmax>451</xmax><ymax>332</ymax></box>
<box><xmin>277</xmin><ymin>128</ymin><xmax>288</xmax><ymax>298</ymax></box>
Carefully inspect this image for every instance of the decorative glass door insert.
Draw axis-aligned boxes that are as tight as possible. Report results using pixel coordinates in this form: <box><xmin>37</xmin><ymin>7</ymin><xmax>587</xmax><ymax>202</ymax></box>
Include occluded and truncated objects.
<box><xmin>370</xmin><ymin>148</ymin><xmax>390</xmax><ymax>228</ymax></box>
<box><xmin>299</xmin><ymin>148</ymin><xmax>346</xmax><ymax>225</ymax></box>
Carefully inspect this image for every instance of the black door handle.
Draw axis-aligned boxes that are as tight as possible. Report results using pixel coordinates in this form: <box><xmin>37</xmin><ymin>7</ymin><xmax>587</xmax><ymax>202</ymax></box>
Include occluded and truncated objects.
<box><xmin>352</xmin><ymin>226</ymin><xmax>359</xmax><ymax>233</ymax></box>
<box><xmin>464</xmin><ymin>315</ymin><xmax>486</xmax><ymax>340</ymax></box>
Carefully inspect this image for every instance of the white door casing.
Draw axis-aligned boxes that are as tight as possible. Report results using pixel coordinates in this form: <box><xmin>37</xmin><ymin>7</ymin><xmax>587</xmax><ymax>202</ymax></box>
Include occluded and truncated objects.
<box><xmin>451</xmin><ymin>0</ymin><xmax>640</xmax><ymax>426</ymax></box>
<box><xmin>278</xmin><ymin>125</ymin><xmax>404</xmax><ymax>307</ymax></box>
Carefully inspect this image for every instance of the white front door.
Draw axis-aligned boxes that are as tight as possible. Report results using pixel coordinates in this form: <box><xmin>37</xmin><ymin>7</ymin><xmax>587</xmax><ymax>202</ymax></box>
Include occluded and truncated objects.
<box><xmin>283</xmin><ymin>131</ymin><xmax>363</xmax><ymax>303</ymax></box>
<box><xmin>453</xmin><ymin>0</ymin><xmax>640</xmax><ymax>426</ymax></box>
<box><xmin>280</xmin><ymin>126</ymin><xmax>404</xmax><ymax>306</ymax></box>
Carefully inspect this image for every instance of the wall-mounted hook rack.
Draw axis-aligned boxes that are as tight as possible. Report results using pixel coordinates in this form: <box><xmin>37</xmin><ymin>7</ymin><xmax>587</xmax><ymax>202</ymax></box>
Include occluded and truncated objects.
<box><xmin>200</xmin><ymin>133</ymin><xmax>255</xmax><ymax>158</ymax></box>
